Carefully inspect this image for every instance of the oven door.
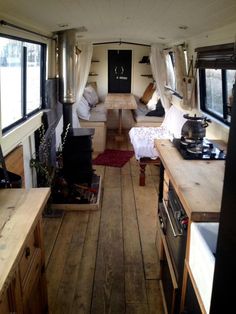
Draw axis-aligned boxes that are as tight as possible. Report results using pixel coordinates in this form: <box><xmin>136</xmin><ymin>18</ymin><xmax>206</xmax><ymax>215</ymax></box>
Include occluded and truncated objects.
<box><xmin>162</xmin><ymin>198</ymin><xmax>187</xmax><ymax>285</ymax></box>
<box><xmin>159</xmin><ymin>207</ymin><xmax>179</xmax><ymax>314</ymax></box>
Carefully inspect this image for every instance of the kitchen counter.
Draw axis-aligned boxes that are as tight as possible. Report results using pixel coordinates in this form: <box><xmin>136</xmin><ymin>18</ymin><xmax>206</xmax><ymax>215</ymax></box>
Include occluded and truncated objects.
<box><xmin>0</xmin><ymin>188</ymin><xmax>50</xmax><ymax>297</ymax></box>
<box><xmin>155</xmin><ymin>139</ymin><xmax>225</xmax><ymax>222</ymax></box>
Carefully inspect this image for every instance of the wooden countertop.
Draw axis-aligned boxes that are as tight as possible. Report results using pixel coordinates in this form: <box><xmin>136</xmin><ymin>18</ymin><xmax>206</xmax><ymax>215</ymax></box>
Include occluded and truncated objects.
<box><xmin>0</xmin><ymin>188</ymin><xmax>50</xmax><ymax>296</ymax></box>
<box><xmin>155</xmin><ymin>140</ymin><xmax>225</xmax><ymax>222</ymax></box>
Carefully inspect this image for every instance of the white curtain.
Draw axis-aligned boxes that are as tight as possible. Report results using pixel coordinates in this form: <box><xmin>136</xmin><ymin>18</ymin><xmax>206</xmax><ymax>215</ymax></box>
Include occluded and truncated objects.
<box><xmin>75</xmin><ymin>43</ymin><xmax>93</xmax><ymax>102</ymax></box>
<box><xmin>173</xmin><ymin>45</ymin><xmax>187</xmax><ymax>98</ymax></box>
<box><xmin>150</xmin><ymin>45</ymin><xmax>171</xmax><ymax>110</ymax></box>
<box><xmin>164</xmin><ymin>50</ymin><xmax>175</xmax><ymax>90</ymax></box>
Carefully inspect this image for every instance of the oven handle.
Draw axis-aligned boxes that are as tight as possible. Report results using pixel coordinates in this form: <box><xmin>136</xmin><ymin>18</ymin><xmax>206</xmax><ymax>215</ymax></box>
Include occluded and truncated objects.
<box><xmin>162</xmin><ymin>199</ymin><xmax>183</xmax><ymax>237</ymax></box>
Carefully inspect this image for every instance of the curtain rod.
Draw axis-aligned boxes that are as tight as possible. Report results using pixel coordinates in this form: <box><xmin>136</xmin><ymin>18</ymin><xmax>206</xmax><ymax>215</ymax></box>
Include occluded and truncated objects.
<box><xmin>163</xmin><ymin>42</ymin><xmax>186</xmax><ymax>50</ymax></box>
<box><xmin>0</xmin><ymin>19</ymin><xmax>54</xmax><ymax>40</ymax></box>
<box><xmin>93</xmin><ymin>40</ymin><xmax>150</xmax><ymax>47</ymax></box>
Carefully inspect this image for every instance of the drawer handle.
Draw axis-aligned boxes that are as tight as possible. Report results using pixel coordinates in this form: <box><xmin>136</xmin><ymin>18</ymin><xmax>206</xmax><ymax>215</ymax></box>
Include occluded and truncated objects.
<box><xmin>25</xmin><ymin>246</ymin><xmax>31</xmax><ymax>258</ymax></box>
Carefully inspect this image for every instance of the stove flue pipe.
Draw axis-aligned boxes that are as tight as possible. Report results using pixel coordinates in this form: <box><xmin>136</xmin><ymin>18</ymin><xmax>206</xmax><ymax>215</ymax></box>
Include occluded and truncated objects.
<box><xmin>58</xmin><ymin>29</ymin><xmax>78</xmax><ymax>131</ymax></box>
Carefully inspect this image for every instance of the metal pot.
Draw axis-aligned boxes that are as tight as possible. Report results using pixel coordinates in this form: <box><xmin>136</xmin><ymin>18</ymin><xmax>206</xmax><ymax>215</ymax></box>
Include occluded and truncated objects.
<box><xmin>181</xmin><ymin>114</ymin><xmax>211</xmax><ymax>140</ymax></box>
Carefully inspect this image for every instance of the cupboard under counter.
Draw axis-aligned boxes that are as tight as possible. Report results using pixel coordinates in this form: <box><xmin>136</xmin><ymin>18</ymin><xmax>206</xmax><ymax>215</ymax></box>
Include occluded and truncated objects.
<box><xmin>155</xmin><ymin>139</ymin><xmax>224</xmax><ymax>314</ymax></box>
<box><xmin>0</xmin><ymin>188</ymin><xmax>50</xmax><ymax>313</ymax></box>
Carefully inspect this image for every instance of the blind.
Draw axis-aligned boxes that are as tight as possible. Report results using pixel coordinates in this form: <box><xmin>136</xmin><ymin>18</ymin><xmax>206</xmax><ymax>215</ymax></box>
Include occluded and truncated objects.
<box><xmin>195</xmin><ymin>43</ymin><xmax>236</xmax><ymax>69</ymax></box>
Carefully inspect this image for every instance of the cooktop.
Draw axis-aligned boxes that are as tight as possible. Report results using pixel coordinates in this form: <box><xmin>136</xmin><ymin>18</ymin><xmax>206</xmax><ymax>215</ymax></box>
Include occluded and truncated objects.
<box><xmin>173</xmin><ymin>138</ymin><xmax>226</xmax><ymax>160</ymax></box>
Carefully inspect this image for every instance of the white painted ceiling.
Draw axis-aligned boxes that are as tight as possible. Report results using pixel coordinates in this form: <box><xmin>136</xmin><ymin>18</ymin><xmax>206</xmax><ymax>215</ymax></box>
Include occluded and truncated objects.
<box><xmin>0</xmin><ymin>0</ymin><xmax>236</xmax><ymax>44</ymax></box>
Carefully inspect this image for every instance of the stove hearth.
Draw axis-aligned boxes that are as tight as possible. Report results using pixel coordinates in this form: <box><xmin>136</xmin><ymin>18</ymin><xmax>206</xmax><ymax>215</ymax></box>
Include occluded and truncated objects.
<box><xmin>173</xmin><ymin>137</ymin><xmax>226</xmax><ymax>160</ymax></box>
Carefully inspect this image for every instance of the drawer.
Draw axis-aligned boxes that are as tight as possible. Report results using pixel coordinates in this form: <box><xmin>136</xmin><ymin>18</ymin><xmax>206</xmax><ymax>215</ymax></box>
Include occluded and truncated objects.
<box><xmin>19</xmin><ymin>230</ymin><xmax>37</xmax><ymax>283</ymax></box>
<box><xmin>22</xmin><ymin>248</ymin><xmax>41</xmax><ymax>296</ymax></box>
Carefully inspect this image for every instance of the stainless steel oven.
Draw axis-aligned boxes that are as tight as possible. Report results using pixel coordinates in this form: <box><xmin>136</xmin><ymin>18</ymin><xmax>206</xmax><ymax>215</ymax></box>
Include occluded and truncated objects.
<box><xmin>159</xmin><ymin>182</ymin><xmax>188</xmax><ymax>313</ymax></box>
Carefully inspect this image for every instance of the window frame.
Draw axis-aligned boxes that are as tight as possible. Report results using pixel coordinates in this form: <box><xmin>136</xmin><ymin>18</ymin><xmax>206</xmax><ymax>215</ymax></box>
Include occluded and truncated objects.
<box><xmin>196</xmin><ymin>43</ymin><xmax>236</xmax><ymax>126</ymax></box>
<box><xmin>199</xmin><ymin>68</ymin><xmax>233</xmax><ymax>126</ymax></box>
<box><xmin>0</xmin><ymin>33</ymin><xmax>46</xmax><ymax>133</ymax></box>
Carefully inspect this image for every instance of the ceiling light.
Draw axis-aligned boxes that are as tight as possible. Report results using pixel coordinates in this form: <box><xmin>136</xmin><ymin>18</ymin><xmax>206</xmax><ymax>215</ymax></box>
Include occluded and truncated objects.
<box><xmin>158</xmin><ymin>37</ymin><xmax>166</xmax><ymax>40</ymax></box>
<box><xmin>58</xmin><ymin>23</ymin><xmax>69</xmax><ymax>28</ymax></box>
<box><xmin>179</xmin><ymin>25</ymin><xmax>188</xmax><ymax>30</ymax></box>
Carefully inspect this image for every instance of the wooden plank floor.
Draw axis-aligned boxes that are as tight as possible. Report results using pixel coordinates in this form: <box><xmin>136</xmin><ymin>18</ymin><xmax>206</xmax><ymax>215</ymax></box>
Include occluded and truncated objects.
<box><xmin>44</xmin><ymin>129</ymin><xmax>164</xmax><ymax>314</ymax></box>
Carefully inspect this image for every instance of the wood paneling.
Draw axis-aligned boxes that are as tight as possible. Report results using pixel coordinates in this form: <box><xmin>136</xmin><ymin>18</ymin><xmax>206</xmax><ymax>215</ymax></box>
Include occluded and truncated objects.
<box><xmin>5</xmin><ymin>145</ymin><xmax>25</xmax><ymax>187</ymax></box>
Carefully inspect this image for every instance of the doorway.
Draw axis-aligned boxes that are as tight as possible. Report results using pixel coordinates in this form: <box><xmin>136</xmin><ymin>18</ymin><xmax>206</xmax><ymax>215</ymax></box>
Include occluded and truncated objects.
<box><xmin>108</xmin><ymin>50</ymin><xmax>132</xmax><ymax>93</ymax></box>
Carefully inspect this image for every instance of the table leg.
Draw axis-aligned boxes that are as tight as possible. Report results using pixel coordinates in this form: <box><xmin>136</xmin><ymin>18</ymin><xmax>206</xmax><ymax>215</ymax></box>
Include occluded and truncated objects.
<box><xmin>115</xmin><ymin>109</ymin><xmax>124</xmax><ymax>141</ymax></box>
<box><xmin>118</xmin><ymin>109</ymin><xmax>122</xmax><ymax>135</ymax></box>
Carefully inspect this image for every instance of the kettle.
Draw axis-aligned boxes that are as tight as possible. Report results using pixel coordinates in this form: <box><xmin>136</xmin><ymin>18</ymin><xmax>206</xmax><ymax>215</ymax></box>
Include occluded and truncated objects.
<box><xmin>181</xmin><ymin>114</ymin><xmax>211</xmax><ymax>140</ymax></box>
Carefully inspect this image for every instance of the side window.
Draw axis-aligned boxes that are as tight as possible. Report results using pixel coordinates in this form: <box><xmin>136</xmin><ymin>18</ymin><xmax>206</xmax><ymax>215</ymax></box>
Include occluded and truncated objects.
<box><xmin>0</xmin><ymin>35</ymin><xmax>46</xmax><ymax>132</ymax></box>
<box><xmin>196</xmin><ymin>43</ymin><xmax>236</xmax><ymax>125</ymax></box>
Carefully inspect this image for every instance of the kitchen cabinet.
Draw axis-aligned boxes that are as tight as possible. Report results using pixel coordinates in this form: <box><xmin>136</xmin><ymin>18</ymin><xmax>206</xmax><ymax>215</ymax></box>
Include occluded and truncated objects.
<box><xmin>155</xmin><ymin>139</ymin><xmax>224</xmax><ymax>314</ymax></box>
<box><xmin>0</xmin><ymin>188</ymin><xmax>50</xmax><ymax>314</ymax></box>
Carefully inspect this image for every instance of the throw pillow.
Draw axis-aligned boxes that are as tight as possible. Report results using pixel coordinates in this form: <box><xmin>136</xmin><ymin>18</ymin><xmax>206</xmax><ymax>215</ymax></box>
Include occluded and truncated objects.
<box><xmin>146</xmin><ymin>91</ymin><xmax>160</xmax><ymax>111</ymax></box>
<box><xmin>75</xmin><ymin>96</ymin><xmax>91</xmax><ymax>120</ymax></box>
<box><xmin>146</xmin><ymin>99</ymin><xmax>165</xmax><ymax>117</ymax></box>
<box><xmin>140</xmin><ymin>83</ymin><xmax>154</xmax><ymax>104</ymax></box>
<box><xmin>83</xmin><ymin>84</ymin><xmax>99</xmax><ymax>107</ymax></box>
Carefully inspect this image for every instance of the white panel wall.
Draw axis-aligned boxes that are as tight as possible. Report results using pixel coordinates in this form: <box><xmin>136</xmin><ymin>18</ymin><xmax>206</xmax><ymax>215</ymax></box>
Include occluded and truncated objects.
<box><xmin>88</xmin><ymin>43</ymin><xmax>152</xmax><ymax>101</ymax></box>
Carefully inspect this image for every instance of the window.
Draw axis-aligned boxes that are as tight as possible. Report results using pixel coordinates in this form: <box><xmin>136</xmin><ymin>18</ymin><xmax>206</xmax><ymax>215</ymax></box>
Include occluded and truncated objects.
<box><xmin>164</xmin><ymin>46</ymin><xmax>188</xmax><ymax>97</ymax></box>
<box><xmin>0</xmin><ymin>35</ymin><xmax>46</xmax><ymax>132</ymax></box>
<box><xmin>196</xmin><ymin>43</ymin><xmax>236</xmax><ymax>125</ymax></box>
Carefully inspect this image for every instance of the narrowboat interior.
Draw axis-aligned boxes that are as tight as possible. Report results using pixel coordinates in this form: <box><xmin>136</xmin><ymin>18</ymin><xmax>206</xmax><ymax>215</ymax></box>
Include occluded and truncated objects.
<box><xmin>0</xmin><ymin>1</ymin><xmax>236</xmax><ymax>313</ymax></box>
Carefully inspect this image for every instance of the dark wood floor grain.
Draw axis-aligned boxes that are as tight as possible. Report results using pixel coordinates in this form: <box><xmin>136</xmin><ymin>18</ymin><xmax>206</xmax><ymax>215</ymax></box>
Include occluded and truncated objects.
<box><xmin>44</xmin><ymin>130</ymin><xmax>164</xmax><ymax>314</ymax></box>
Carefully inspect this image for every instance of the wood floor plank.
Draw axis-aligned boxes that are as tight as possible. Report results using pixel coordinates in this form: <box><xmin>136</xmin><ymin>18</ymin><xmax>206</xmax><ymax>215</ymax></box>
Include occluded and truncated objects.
<box><xmin>125</xmin><ymin>266</ymin><xmax>148</xmax><ymax>305</ymax></box>
<box><xmin>103</xmin><ymin>166</ymin><xmax>121</xmax><ymax>188</ymax></box>
<box><xmin>132</xmin><ymin>175</ymin><xmax>160</xmax><ymax>280</ymax></box>
<box><xmin>46</xmin><ymin>213</ymin><xmax>78</xmax><ymax>312</ymax></box>
<box><xmin>53</xmin><ymin>213</ymin><xmax>89</xmax><ymax>314</ymax></box>
<box><xmin>44</xmin><ymin>130</ymin><xmax>163</xmax><ymax>313</ymax></box>
<box><xmin>71</xmin><ymin>210</ymin><xmax>101</xmax><ymax>314</ymax></box>
<box><xmin>126</xmin><ymin>303</ymin><xmax>149</xmax><ymax>314</ymax></box>
<box><xmin>146</xmin><ymin>280</ymin><xmax>164</xmax><ymax>314</ymax></box>
<box><xmin>122</xmin><ymin>174</ymin><xmax>142</xmax><ymax>266</ymax></box>
<box><xmin>43</xmin><ymin>216</ymin><xmax>63</xmax><ymax>266</ymax></box>
<box><xmin>91</xmin><ymin>183</ymin><xmax>125</xmax><ymax>314</ymax></box>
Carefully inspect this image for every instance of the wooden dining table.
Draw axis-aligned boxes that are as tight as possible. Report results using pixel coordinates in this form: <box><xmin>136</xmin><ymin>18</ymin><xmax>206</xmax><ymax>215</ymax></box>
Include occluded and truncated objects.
<box><xmin>104</xmin><ymin>93</ymin><xmax>137</xmax><ymax>140</ymax></box>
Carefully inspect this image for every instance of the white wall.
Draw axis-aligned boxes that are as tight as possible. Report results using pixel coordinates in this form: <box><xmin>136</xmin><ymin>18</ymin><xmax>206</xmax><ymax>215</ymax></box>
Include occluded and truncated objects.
<box><xmin>88</xmin><ymin>43</ymin><xmax>152</xmax><ymax>101</ymax></box>
<box><xmin>88</xmin><ymin>43</ymin><xmax>153</xmax><ymax>128</ymax></box>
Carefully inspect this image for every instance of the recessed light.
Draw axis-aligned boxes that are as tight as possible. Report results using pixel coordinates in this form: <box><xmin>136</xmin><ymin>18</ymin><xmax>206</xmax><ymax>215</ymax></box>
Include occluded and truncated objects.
<box><xmin>158</xmin><ymin>36</ymin><xmax>166</xmax><ymax>40</ymax></box>
<box><xmin>58</xmin><ymin>23</ymin><xmax>69</xmax><ymax>28</ymax></box>
<box><xmin>179</xmin><ymin>25</ymin><xmax>188</xmax><ymax>30</ymax></box>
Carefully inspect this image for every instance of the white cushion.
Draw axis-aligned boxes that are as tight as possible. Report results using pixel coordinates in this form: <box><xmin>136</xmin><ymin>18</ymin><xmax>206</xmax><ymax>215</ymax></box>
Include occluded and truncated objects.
<box><xmin>161</xmin><ymin>104</ymin><xmax>186</xmax><ymax>138</ymax></box>
<box><xmin>83</xmin><ymin>85</ymin><xmax>99</xmax><ymax>107</ymax></box>
<box><xmin>75</xmin><ymin>96</ymin><xmax>91</xmax><ymax>120</ymax></box>
<box><xmin>146</xmin><ymin>91</ymin><xmax>160</xmax><ymax>111</ymax></box>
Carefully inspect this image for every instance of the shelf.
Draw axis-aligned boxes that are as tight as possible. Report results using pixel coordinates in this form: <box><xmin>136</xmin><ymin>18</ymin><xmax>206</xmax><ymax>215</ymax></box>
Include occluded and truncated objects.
<box><xmin>141</xmin><ymin>74</ymin><xmax>153</xmax><ymax>78</ymax></box>
<box><xmin>91</xmin><ymin>60</ymin><xmax>100</xmax><ymax>62</ymax></box>
<box><xmin>89</xmin><ymin>73</ymin><xmax>98</xmax><ymax>76</ymax></box>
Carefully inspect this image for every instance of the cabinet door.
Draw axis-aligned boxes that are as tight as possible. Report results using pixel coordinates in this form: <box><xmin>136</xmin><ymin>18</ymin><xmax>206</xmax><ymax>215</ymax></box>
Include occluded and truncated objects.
<box><xmin>108</xmin><ymin>50</ymin><xmax>132</xmax><ymax>93</ymax></box>
<box><xmin>0</xmin><ymin>290</ymin><xmax>11</xmax><ymax>314</ymax></box>
<box><xmin>22</xmin><ymin>248</ymin><xmax>48</xmax><ymax>314</ymax></box>
<box><xmin>23</xmin><ymin>272</ymin><xmax>46</xmax><ymax>314</ymax></box>
<box><xmin>0</xmin><ymin>273</ymin><xmax>23</xmax><ymax>314</ymax></box>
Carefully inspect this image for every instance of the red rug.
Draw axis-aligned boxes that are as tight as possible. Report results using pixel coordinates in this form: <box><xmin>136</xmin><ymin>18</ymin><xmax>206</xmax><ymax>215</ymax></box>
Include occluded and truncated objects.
<box><xmin>93</xmin><ymin>149</ymin><xmax>134</xmax><ymax>167</ymax></box>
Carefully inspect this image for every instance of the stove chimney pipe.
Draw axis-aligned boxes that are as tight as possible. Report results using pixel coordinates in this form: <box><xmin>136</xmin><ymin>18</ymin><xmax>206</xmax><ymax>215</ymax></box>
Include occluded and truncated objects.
<box><xmin>58</xmin><ymin>29</ymin><xmax>78</xmax><ymax>131</ymax></box>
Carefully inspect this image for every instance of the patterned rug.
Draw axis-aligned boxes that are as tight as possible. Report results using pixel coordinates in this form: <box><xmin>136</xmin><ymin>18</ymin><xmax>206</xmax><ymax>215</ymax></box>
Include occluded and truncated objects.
<box><xmin>93</xmin><ymin>149</ymin><xmax>134</xmax><ymax>167</ymax></box>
